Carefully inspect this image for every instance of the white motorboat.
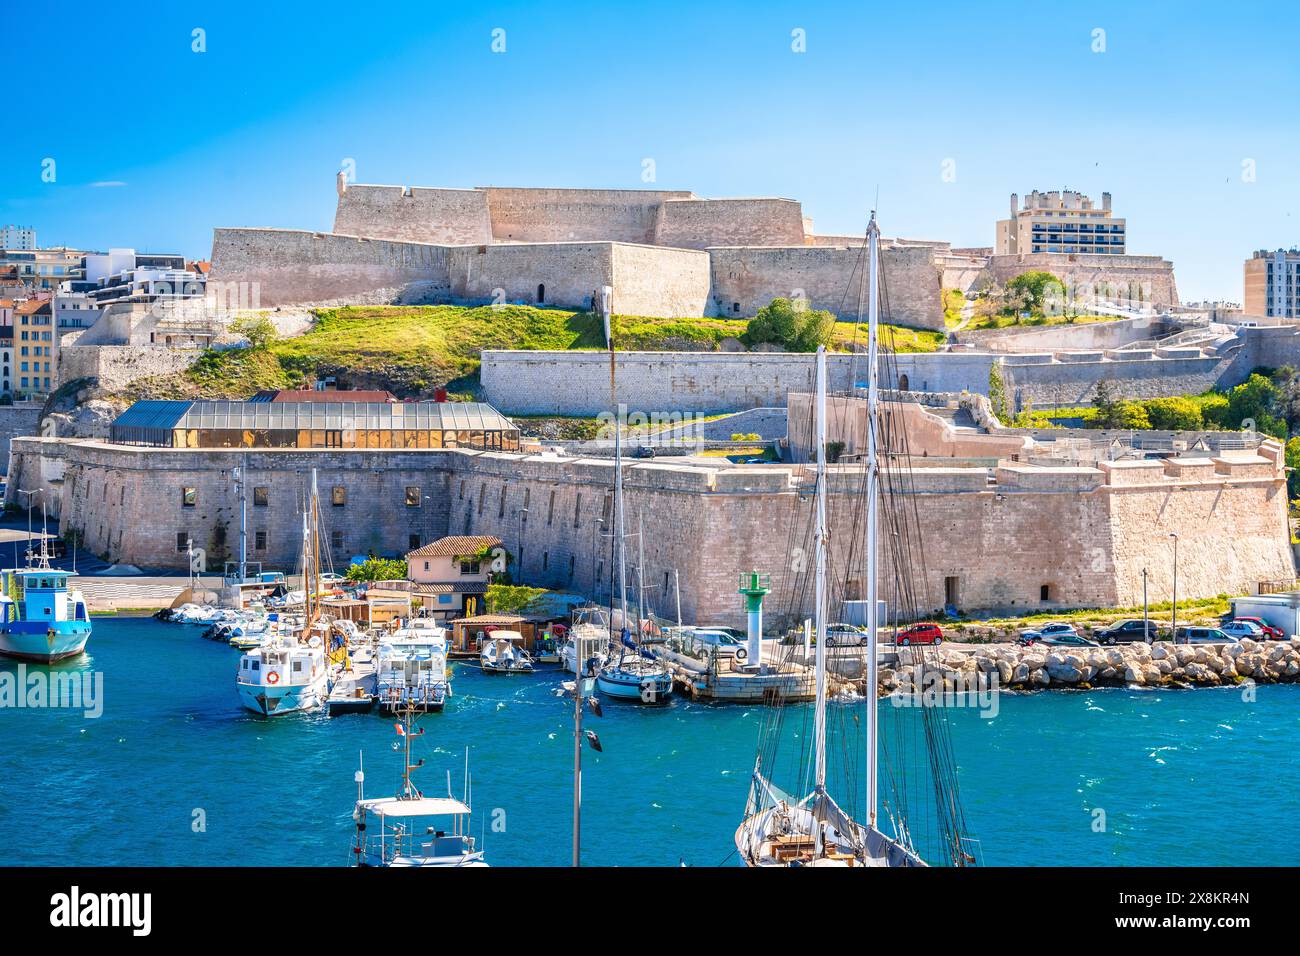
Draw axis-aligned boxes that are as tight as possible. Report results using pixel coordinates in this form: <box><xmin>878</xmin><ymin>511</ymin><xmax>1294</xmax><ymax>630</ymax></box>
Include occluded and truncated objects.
<box><xmin>236</xmin><ymin>635</ymin><xmax>328</xmax><ymax>716</ymax></box>
<box><xmin>376</xmin><ymin>619</ymin><xmax>450</xmax><ymax>712</ymax></box>
<box><xmin>479</xmin><ymin>630</ymin><xmax>534</xmax><ymax>674</ymax></box>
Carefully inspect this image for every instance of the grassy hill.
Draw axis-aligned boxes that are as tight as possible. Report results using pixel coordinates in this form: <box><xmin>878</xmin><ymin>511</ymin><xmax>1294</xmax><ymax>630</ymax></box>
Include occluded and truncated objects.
<box><xmin>119</xmin><ymin>304</ymin><xmax>945</xmax><ymax>401</ymax></box>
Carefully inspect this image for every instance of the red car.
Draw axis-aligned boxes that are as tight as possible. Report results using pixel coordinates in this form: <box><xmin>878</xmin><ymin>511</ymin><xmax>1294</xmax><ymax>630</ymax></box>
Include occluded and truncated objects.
<box><xmin>1233</xmin><ymin>616</ymin><xmax>1285</xmax><ymax>641</ymax></box>
<box><xmin>896</xmin><ymin>623</ymin><xmax>943</xmax><ymax>646</ymax></box>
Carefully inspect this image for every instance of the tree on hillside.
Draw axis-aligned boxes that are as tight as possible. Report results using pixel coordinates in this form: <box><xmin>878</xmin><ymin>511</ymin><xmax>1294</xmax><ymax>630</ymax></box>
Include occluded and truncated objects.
<box><xmin>1144</xmin><ymin>396</ymin><xmax>1203</xmax><ymax>431</ymax></box>
<box><xmin>1004</xmin><ymin>271</ymin><xmax>1061</xmax><ymax>316</ymax></box>
<box><xmin>230</xmin><ymin>313</ymin><xmax>277</xmax><ymax>350</ymax></box>
<box><xmin>740</xmin><ymin>298</ymin><xmax>836</xmax><ymax>352</ymax></box>
<box><xmin>1225</xmin><ymin>372</ymin><xmax>1286</xmax><ymax>438</ymax></box>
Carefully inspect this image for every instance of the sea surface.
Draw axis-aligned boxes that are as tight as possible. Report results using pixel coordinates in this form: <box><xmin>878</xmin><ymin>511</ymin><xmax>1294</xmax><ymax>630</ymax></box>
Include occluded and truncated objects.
<box><xmin>0</xmin><ymin>616</ymin><xmax>1296</xmax><ymax>867</ymax></box>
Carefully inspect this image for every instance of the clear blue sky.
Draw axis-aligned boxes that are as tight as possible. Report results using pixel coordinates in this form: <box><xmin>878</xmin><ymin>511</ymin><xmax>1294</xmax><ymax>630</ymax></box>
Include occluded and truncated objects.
<box><xmin>3</xmin><ymin>0</ymin><xmax>1296</xmax><ymax>303</ymax></box>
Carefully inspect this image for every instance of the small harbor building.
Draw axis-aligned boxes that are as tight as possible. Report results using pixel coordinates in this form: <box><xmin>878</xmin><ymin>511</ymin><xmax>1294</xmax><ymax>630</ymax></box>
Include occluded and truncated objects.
<box><xmin>109</xmin><ymin>399</ymin><xmax>521</xmax><ymax>451</ymax></box>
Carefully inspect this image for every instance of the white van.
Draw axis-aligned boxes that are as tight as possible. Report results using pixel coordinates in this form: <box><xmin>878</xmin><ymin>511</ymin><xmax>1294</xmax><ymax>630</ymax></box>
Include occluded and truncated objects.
<box><xmin>687</xmin><ymin>628</ymin><xmax>751</xmax><ymax>661</ymax></box>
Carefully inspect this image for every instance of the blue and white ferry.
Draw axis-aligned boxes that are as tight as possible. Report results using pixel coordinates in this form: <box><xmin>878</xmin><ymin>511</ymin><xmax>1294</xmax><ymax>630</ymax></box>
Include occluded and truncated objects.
<box><xmin>0</xmin><ymin>557</ymin><xmax>92</xmax><ymax>664</ymax></box>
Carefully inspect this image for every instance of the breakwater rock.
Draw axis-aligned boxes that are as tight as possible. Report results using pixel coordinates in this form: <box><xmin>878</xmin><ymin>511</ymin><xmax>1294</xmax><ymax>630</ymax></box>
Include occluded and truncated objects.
<box><xmin>879</xmin><ymin>638</ymin><xmax>1300</xmax><ymax>694</ymax></box>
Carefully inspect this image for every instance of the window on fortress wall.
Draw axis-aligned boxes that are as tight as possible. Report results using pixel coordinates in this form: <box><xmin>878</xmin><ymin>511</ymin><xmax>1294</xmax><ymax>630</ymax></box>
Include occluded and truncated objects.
<box><xmin>542</xmin><ymin>552</ymin><xmax>549</xmax><ymax>572</ymax></box>
<box><xmin>406</xmin><ymin>486</ymin><xmax>421</xmax><ymax>507</ymax></box>
<box><xmin>176</xmin><ymin>533</ymin><xmax>189</xmax><ymax>553</ymax></box>
<box><xmin>409</xmin><ymin>534</ymin><xmax>421</xmax><ymax>551</ymax></box>
<box><xmin>255</xmin><ymin>531</ymin><xmax>267</xmax><ymax>551</ymax></box>
<box><xmin>253</xmin><ymin>486</ymin><xmax>269</xmax><ymax>507</ymax></box>
<box><xmin>181</xmin><ymin>487</ymin><xmax>197</xmax><ymax>507</ymax></box>
<box><xmin>333</xmin><ymin>486</ymin><xmax>347</xmax><ymax>507</ymax></box>
<box><xmin>569</xmin><ymin>555</ymin><xmax>575</xmax><ymax>581</ymax></box>
<box><xmin>1040</xmin><ymin>584</ymin><xmax>1052</xmax><ymax>603</ymax></box>
<box><xmin>537</xmin><ymin>284</ymin><xmax>545</xmax><ymax>304</ymax></box>
<box><xmin>332</xmin><ymin>531</ymin><xmax>344</xmax><ymax>550</ymax></box>
<box><xmin>547</xmin><ymin>490</ymin><xmax>556</xmax><ymax>525</ymax></box>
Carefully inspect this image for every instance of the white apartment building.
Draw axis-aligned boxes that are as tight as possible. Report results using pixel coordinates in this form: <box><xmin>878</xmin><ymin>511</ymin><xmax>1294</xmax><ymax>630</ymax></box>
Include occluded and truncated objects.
<box><xmin>1244</xmin><ymin>249</ymin><xmax>1300</xmax><ymax>319</ymax></box>
<box><xmin>996</xmin><ymin>190</ymin><xmax>1127</xmax><ymax>256</ymax></box>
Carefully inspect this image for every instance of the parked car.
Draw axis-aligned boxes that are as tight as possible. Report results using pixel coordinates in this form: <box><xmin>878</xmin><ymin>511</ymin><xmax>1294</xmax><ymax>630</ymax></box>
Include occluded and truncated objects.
<box><xmin>1219</xmin><ymin>620</ymin><xmax>1266</xmax><ymax>641</ymax></box>
<box><xmin>686</xmin><ymin>628</ymin><xmax>750</xmax><ymax>660</ymax></box>
<box><xmin>824</xmin><ymin>623</ymin><xmax>868</xmax><ymax>647</ymax></box>
<box><xmin>1229</xmin><ymin>616</ymin><xmax>1285</xmax><ymax>641</ymax></box>
<box><xmin>896</xmin><ymin>623</ymin><xmax>943</xmax><ymax>646</ymax></box>
<box><xmin>1096</xmin><ymin>619</ymin><xmax>1159</xmax><ymax>645</ymax></box>
<box><xmin>1174</xmin><ymin>626</ymin><xmax>1239</xmax><ymax>645</ymax></box>
<box><xmin>698</xmin><ymin>625</ymin><xmax>748</xmax><ymax>642</ymax></box>
<box><xmin>1017</xmin><ymin>622</ymin><xmax>1096</xmax><ymax>646</ymax></box>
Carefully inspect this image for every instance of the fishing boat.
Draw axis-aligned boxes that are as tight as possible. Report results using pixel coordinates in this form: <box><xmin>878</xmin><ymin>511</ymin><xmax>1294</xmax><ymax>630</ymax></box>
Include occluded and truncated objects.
<box><xmin>736</xmin><ymin>215</ymin><xmax>975</xmax><ymax>867</ymax></box>
<box><xmin>479</xmin><ymin>630</ymin><xmax>534</xmax><ymax>674</ymax></box>
<box><xmin>235</xmin><ymin>472</ymin><xmax>333</xmax><ymax>717</ymax></box>
<box><xmin>0</xmin><ymin>537</ymin><xmax>92</xmax><ymax>663</ymax></box>
<box><xmin>376</xmin><ymin>619</ymin><xmax>450</xmax><ymax>712</ymax></box>
<box><xmin>349</xmin><ymin>705</ymin><xmax>486</xmax><ymax>867</ymax></box>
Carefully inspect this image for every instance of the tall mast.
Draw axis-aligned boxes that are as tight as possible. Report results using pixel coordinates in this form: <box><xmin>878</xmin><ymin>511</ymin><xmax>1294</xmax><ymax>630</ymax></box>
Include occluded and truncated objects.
<box><xmin>813</xmin><ymin>345</ymin><xmax>828</xmax><ymax>793</ymax></box>
<box><xmin>636</xmin><ymin>510</ymin><xmax>646</xmax><ymax>633</ymax></box>
<box><xmin>604</xmin><ymin>285</ymin><xmax>628</xmax><ymax>641</ymax></box>
<box><xmin>865</xmin><ymin>212</ymin><xmax>881</xmax><ymax>828</ymax></box>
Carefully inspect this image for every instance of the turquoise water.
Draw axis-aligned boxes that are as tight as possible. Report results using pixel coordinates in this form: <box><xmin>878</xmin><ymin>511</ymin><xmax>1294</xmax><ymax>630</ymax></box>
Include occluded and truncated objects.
<box><xmin>1</xmin><ymin>616</ymin><xmax>1296</xmax><ymax>866</ymax></box>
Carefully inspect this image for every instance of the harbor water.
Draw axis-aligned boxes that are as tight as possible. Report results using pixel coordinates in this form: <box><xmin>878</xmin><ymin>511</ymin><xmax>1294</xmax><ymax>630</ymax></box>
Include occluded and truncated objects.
<box><xmin>1</xmin><ymin>616</ymin><xmax>1295</xmax><ymax>866</ymax></box>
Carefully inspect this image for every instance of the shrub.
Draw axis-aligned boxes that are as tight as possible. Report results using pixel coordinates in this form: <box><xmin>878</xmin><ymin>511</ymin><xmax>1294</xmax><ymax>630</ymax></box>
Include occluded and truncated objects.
<box><xmin>1144</xmin><ymin>396</ymin><xmax>1203</xmax><ymax>431</ymax></box>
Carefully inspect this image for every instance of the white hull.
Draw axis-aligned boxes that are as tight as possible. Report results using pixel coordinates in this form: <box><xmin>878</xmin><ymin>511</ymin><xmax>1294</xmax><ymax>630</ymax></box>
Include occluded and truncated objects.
<box><xmin>237</xmin><ymin>672</ymin><xmax>328</xmax><ymax>716</ymax></box>
<box><xmin>595</xmin><ymin>666</ymin><xmax>673</xmax><ymax>702</ymax></box>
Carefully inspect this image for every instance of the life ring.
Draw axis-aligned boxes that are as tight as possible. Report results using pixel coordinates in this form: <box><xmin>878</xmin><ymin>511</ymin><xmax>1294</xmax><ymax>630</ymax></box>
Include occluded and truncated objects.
<box><xmin>267</xmin><ymin>671</ymin><xmax>280</xmax><ymax>685</ymax></box>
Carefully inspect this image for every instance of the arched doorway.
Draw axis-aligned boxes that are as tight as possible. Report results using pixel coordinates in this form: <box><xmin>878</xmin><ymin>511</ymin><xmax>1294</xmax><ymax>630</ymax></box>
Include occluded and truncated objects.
<box><xmin>898</xmin><ymin>373</ymin><xmax>910</xmax><ymax>391</ymax></box>
<box><xmin>537</xmin><ymin>283</ymin><xmax>545</xmax><ymax>304</ymax></box>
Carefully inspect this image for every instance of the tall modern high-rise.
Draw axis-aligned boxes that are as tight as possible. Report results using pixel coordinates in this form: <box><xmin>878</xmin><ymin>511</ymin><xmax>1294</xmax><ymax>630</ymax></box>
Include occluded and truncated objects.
<box><xmin>1244</xmin><ymin>249</ymin><xmax>1300</xmax><ymax>318</ymax></box>
<box><xmin>995</xmin><ymin>190</ymin><xmax>1126</xmax><ymax>256</ymax></box>
<box><xmin>0</xmin><ymin>225</ymin><xmax>36</xmax><ymax>251</ymax></box>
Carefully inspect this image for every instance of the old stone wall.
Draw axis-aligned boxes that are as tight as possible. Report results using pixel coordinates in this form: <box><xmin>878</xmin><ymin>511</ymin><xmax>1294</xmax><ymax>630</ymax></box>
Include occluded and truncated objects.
<box><xmin>983</xmin><ymin>252</ymin><xmax>1180</xmax><ymax>306</ymax></box>
<box><xmin>7</xmin><ymin>439</ymin><xmax>1289</xmax><ymax>624</ymax></box>
<box><xmin>0</xmin><ymin>404</ymin><xmax>42</xmax><ymax>475</ymax></box>
<box><xmin>209</xmin><ymin>228</ymin><xmax>451</xmax><ymax>307</ymax></box>
<box><xmin>8</xmin><ymin>438</ymin><xmax>1290</xmax><ymax>623</ymax></box>
<box><xmin>652</xmin><ymin>198</ymin><xmax>805</xmax><ymax>250</ymax></box>
<box><xmin>482</xmin><ymin>187</ymin><xmax>695</xmax><ymax>244</ymax></box>
<box><xmin>333</xmin><ymin>185</ymin><xmax>492</xmax><ymax>245</ymax></box>
<box><xmin>708</xmin><ymin>244</ymin><xmax>943</xmax><ymax>329</ymax></box>
<box><xmin>447</xmin><ymin>242</ymin><xmax>614</xmax><ymax>312</ymax></box>
<box><xmin>610</xmin><ymin>244</ymin><xmax>712</xmax><ymax>316</ymax></box>
<box><xmin>58</xmin><ymin>345</ymin><xmax>202</xmax><ymax>394</ymax></box>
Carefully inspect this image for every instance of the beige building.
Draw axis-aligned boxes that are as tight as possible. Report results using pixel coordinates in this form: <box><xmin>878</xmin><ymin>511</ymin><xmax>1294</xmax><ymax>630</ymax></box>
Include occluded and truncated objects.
<box><xmin>406</xmin><ymin>534</ymin><xmax>501</xmax><ymax>620</ymax></box>
<box><xmin>13</xmin><ymin>297</ymin><xmax>56</xmax><ymax>398</ymax></box>
<box><xmin>1244</xmin><ymin>249</ymin><xmax>1300</xmax><ymax>319</ymax></box>
<box><xmin>996</xmin><ymin>190</ymin><xmax>1126</xmax><ymax>256</ymax></box>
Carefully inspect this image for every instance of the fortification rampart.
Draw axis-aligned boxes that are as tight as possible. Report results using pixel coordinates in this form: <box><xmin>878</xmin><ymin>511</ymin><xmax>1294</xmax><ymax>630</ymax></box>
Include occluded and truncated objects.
<box><xmin>209</xmin><ymin>228</ymin><xmax>451</xmax><ymax>307</ymax></box>
<box><xmin>9</xmin><ymin>437</ymin><xmax>1290</xmax><ymax>623</ymax></box>
<box><xmin>0</xmin><ymin>405</ymin><xmax>42</xmax><ymax>474</ymax></box>
<box><xmin>653</xmin><ymin>198</ymin><xmax>805</xmax><ymax>250</ymax></box>
<box><xmin>58</xmin><ymin>345</ymin><xmax>203</xmax><ymax>394</ymax></box>
<box><xmin>482</xmin><ymin>187</ymin><xmax>695</xmax><ymax>244</ymax></box>
<box><xmin>707</xmin><ymin>244</ymin><xmax>942</xmax><ymax>330</ymax></box>
<box><xmin>333</xmin><ymin>184</ymin><xmax>492</xmax><ymax>245</ymax></box>
<box><xmin>984</xmin><ymin>252</ymin><xmax>1179</xmax><ymax>306</ymax></box>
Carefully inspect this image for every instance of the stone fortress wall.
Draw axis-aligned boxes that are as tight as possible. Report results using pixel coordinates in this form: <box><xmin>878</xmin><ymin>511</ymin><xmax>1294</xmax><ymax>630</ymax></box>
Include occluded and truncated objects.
<box><xmin>211</xmin><ymin>178</ymin><xmax>1176</xmax><ymax>329</ymax></box>
<box><xmin>8</xmin><ymin>436</ymin><xmax>1291</xmax><ymax>625</ymax></box>
<box><xmin>480</xmin><ymin>325</ymin><xmax>1300</xmax><ymax>416</ymax></box>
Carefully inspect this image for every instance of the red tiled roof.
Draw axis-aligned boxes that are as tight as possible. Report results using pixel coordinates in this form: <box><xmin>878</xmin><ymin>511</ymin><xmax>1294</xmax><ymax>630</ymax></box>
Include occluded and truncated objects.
<box><xmin>407</xmin><ymin>535</ymin><xmax>502</xmax><ymax>559</ymax></box>
<box><xmin>14</xmin><ymin>298</ymin><xmax>50</xmax><ymax>316</ymax></box>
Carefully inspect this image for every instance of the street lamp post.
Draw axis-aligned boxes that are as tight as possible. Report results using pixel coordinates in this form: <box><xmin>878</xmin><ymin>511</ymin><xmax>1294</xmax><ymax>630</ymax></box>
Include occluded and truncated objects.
<box><xmin>1168</xmin><ymin>533</ymin><xmax>1179</xmax><ymax>642</ymax></box>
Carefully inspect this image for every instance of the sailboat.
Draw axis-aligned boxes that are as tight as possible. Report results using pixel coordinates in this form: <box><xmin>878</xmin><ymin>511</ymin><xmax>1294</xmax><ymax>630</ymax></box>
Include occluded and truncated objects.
<box><xmin>736</xmin><ymin>214</ymin><xmax>972</xmax><ymax>867</ymax></box>
<box><xmin>349</xmin><ymin>703</ymin><xmax>487</xmax><ymax>867</ymax></box>
<box><xmin>592</xmin><ymin>286</ymin><xmax>674</xmax><ymax>704</ymax></box>
<box><xmin>235</xmin><ymin>472</ymin><xmax>330</xmax><ymax>716</ymax></box>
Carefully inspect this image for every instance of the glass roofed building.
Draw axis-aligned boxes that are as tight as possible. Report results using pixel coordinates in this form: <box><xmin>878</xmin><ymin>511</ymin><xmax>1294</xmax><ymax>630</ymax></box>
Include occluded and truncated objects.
<box><xmin>109</xmin><ymin>400</ymin><xmax>521</xmax><ymax>451</ymax></box>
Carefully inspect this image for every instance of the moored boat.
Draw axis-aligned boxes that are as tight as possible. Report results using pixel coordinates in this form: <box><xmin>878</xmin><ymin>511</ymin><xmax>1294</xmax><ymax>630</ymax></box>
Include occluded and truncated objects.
<box><xmin>0</xmin><ymin>563</ymin><xmax>92</xmax><ymax>664</ymax></box>
<box><xmin>479</xmin><ymin>630</ymin><xmax>534</xmax><ymax>674</ymax></box>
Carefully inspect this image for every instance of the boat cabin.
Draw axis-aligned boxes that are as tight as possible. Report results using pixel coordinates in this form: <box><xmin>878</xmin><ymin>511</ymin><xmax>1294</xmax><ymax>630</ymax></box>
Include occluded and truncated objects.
<box><xmin>0</xmin><ymin>569</ymin><xmax>88</xmax><ymax>624</ymax></box>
